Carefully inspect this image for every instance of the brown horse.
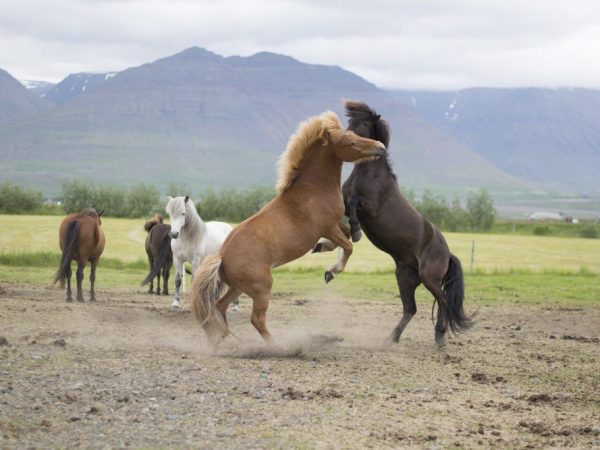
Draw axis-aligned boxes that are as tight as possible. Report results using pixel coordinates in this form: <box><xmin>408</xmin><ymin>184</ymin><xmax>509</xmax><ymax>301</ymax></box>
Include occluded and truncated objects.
<box><xmin>142</xmin><ymin>214</ymin><xmax>173</xmax><ymax>295</ymax></box>
<box><xmin>332</xmin><ymin>101</ymin><xmax>472</xmax><ymax>347</ymax></box>
<box><xmin>53</xmin><ymin>208</ymin><xmax>105</xmax><ymax>302</ymax></box>
<box><xmin>190</xmin><ymin>111</ymin><xmax>386</xmax><ymax>346</ymax></box>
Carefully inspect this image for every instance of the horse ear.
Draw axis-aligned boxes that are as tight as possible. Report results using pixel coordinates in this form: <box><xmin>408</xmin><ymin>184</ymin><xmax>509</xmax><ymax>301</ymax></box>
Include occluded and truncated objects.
<box><xmin>184</xmin><ymin>195</ymin><xmax>189</xmax><ymax>203</ymax></box>
<box><xmin>373</xmin><ymin>114</ymin><xmax>381</xmax><ymax>121</ymax></box>
<box><xmin>167</xmin><ymin>195</ymin><xmax>173</xmax><ymax>202</ymax></box>
<box><xmin>98</xmin><ymin>209</ymin><xmax>105</xmax><ymax>217</ymax></box>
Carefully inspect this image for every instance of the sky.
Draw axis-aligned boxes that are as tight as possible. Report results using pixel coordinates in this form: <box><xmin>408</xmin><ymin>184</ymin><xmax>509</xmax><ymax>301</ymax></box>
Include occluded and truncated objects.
<box><xmin>2</xmin><ymin>0</ymin><xmax>600</xmax><ymax>90</ymax></box>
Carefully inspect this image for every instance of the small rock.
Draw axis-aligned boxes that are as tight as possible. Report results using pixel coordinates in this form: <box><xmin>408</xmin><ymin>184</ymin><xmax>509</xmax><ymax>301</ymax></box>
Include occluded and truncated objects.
<box><xmin>478</xmin><ymin>425</ymin><xmax>485</xmax><ymax>435</ymax></box>
<box><xmin>40</xmin><ymin>419</ymin><xmax>51</xmax><ymax>428</ymax></box>
<box><xmin>53</xmin><ymin>339</ymin><xmax>66</xmax><ymax>347</ymax></box>
<box><xmin>0</xmin><ymin>336</ymin><xmax>8</xmax><ymax>346</ymax></box>
<box><xmin>471</xmin><ymin>372</ymin><xmax>488</xmax><ymax>383</ymax></box>
<box><xmin>88</xmin><ymin>403</ymin><xmax>102</xmax><ymax>414</ymax></box>
<box><xmin>69</xmin><ymin>416</ymin><xmax>81</xmax><ymax>422</ymax></box>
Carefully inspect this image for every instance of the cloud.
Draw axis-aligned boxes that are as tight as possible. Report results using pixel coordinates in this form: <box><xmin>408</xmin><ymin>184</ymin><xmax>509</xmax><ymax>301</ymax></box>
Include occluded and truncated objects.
<box><xmin>2</xmin><ymin>0</ymin><xmax>600</xmax><ymax>89</ymax></box>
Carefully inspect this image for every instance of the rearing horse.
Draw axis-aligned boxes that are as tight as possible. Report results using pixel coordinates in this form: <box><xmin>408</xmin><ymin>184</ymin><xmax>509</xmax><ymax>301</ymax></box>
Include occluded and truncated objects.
<box><xmin>190</xmin><ymin>111</ymin><xmax>386</xmax><ymax>347</ymax></box>
<box><xmin>330</xmin><ymin>101</ymin><xmax>472</xmax><ymax>347</ymax></box>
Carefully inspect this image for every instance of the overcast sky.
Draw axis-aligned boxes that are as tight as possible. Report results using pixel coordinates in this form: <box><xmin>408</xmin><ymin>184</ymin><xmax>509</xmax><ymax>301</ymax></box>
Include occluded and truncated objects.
<box><xmin>2</xmin><ymin>0</ymin><xmax>600</xmax><ymax>90</ymax></box>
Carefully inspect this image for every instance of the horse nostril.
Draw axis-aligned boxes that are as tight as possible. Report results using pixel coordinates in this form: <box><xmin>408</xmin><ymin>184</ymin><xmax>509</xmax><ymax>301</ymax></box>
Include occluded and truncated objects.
<box><xmin>171</xmin><ymin>231</ymin><xmax>179</xmax><ymax>239</ymax></box>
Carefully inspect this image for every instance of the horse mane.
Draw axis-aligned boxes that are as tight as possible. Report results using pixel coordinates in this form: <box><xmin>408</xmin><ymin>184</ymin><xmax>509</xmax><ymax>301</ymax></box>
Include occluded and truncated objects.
<box><xmin>345</xmin><ymin>100</ymin><xmax>395</xmax><ymax>180</ymax></box>
<box><xmin>276</xmin><ymin>111</ymin><xmax>343</xmax><ymax>194</ymax></box>
<box><xmin>144</xmin><ymin>213</ymin><xmax>164</xmax><ymax>232</ymax></box>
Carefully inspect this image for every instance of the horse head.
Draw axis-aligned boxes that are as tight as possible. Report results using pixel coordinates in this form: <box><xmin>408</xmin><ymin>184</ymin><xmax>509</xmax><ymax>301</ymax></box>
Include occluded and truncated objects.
<box><xmin>345</xmin><ymin>100</ymin><xmax>391</xmax><ymax>149</ymax></box>
<box><xmin>166</xmin><ymin>195</ymin><xmax>193</xmax><ymax>239</ymax></box>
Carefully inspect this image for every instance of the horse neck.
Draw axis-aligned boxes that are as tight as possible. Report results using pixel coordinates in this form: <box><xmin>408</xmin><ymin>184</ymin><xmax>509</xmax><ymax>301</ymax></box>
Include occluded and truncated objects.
<box><xmin>182</xmin><ymin>206</ymin><xmax>206</xmax><ymax>240</ymax></box>
<box><xmin>292</xmin><ymin>142</ymin><xmax>342</xmax><ymax>194</ymax></box>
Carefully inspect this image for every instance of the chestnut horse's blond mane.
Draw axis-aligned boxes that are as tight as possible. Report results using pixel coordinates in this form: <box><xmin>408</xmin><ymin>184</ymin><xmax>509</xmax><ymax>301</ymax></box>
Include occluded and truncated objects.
<box><xmin>276</xmin><ymin>111</ymin><xmax>343</xmax><ymax>194</ymax></box>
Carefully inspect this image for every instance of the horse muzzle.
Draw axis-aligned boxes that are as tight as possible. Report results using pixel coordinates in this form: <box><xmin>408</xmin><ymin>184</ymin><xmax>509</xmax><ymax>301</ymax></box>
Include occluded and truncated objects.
<box><xmin>170</xmin><ymin>231</ymin><xmax>179</xmax><ymax>239</ymax></box>
<box><xmin>370</xmin><ymin>142</ymin><xmax>386</xmax><ymax>157</ymax></box>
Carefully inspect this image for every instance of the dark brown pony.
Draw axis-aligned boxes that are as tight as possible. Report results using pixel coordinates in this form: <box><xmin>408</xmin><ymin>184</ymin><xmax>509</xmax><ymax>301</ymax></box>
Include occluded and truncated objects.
<box><xmin>318</xmin><ymin>101</ymin><xmax>472</xmax><ymax>347</ymax></box>
<box><xmin>53</xmin><ymin>208</ymin><xmax>105</xmax><ymax>302</ymax></box>
<box><xmin>142</xmin><ymin>214</ymin><xmax>173</xmax><ymax>295</ymax></box>
<box><xmin>190</xmin><ymin>111</ymin><xmax>386</xmax><ymax>346</ymax></box>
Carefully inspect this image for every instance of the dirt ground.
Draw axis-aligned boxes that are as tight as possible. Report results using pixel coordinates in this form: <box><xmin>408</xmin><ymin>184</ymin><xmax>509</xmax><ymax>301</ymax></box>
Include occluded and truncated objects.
<box><xmin>0</xmin><ymin>282</ymin><xmax>599</xmax><ymax>449</ymax></box>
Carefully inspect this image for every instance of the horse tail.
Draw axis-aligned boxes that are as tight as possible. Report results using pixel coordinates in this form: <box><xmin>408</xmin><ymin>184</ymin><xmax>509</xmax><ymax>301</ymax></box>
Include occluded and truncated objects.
<box><xmin>141</xmin><ymin>233</ymin><xmax>171</xmax><ymax>285</ymax></box>
<box><xmin>441</xmin><ymin>253</ymin><xmax>473</xmax><ymax>333</ymax></box>
<box><xmin>190</xmin><ymin>254</ymin><xmax>229</xmax><ymax>345</ymax></box>
<box><xmin>53</xmin><ymin>221</ymin><xmax>80</xmax><ymax>285</ymax></box>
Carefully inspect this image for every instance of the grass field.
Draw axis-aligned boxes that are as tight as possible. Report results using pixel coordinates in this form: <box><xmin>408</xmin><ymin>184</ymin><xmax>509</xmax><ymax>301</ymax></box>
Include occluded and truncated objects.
<box><xmin>1</xmin><ymin>214</ymin><xmax>599</xmax><ymax>274</ymax></box>
<box><xmin>0</xmin><ymin>214</ymin><xmax>599</xmax><ymax>308</ymax></box>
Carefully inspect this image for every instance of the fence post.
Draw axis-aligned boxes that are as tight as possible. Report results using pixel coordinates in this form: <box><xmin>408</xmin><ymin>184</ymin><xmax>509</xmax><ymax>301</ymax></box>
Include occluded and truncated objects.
<box><xmin>470</xmin><ymin>240</ymin><xmax>475</xmax><ymax>274</ymax></box>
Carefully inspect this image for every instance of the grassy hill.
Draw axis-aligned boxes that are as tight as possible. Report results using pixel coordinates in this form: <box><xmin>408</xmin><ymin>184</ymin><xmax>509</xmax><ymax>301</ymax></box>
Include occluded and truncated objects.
<box><xmin>0</xmin><ymin>48</ymin><xmax>528</xmax><ymax>196</ymax></box>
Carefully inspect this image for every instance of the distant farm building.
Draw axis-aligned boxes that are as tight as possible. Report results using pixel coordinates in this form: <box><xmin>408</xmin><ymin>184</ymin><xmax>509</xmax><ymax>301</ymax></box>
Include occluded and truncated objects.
<box><xmin>529</xmin><ymin>212</ymin><xmax>578</xmax><ymax>223</ymax></box>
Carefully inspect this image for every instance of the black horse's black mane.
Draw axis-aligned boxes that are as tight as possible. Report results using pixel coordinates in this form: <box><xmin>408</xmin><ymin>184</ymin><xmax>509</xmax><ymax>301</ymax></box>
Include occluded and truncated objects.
<box><xmin>345</xmin><ymin>101</ymin><xmax>396</xmax><ymax>181</ymax></box>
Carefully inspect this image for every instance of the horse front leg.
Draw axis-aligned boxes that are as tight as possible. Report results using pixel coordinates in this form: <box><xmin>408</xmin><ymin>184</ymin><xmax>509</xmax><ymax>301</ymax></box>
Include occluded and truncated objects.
<box><xmin>322</xmin><ymin>224</ymin><xmax>353</xmax><ymax>284</ymax></box>
<box><xmin>312</xmin><ymin>222</ymin><xmax>351</xmax><ymax>253</ymax></box>
<box><xmin>172</xmin><ymin>257</ymin><xmax>184</xmax><ymax>309</ymax></box>
<box><xmin>346</xmin><ymin>195</ymin><xmax>362</xmax><ymax>242</ymax></box>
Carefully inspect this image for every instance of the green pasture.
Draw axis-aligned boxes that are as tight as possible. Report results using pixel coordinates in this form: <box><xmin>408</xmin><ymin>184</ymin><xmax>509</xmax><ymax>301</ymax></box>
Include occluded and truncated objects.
<box><xmin>0</xmin><ymin>214</ymin><xmax>599</xmax><ymax>307</ymax></box>
<box><xmin>1</xmin><ymin>214</ymin><xmax>599</xmax><ymax>274</ymax></box>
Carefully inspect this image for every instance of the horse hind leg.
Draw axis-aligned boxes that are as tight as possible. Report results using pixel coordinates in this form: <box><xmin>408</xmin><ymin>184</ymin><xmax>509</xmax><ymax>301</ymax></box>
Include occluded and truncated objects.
<box><xmin>89</xmin><ymin>259</ymin><xmax>98</xmax><ymax>302</ymax></box>
<box><xmin>250</xmin><ymin>292</ymin><xmax>273</xmax><ymax>342</ymax></box>
<box><xmin>386</xmin><ymin>264</ymin><xmax>420</xmax><ymax>346</ymax></box>
<box><xmin>65</xmin><ymin>264</ymin><xmax>73</xmax><ymax>302</ymax></box>
<box><xmin>76</xmin><ymin>260</ymin><xmax>87</xmax><ymax>302</ymax></box>
<box><xmin>420</xmin><ymin>272</ymin><xmax>449</xmax><ymax>348</ymax></box>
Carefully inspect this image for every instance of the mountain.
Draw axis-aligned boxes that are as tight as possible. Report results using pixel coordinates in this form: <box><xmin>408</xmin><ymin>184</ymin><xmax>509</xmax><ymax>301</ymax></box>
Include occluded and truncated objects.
<box><xmin>0</xmin><ymin>48</ymin><xmax>528</xmax><ymax>195</ymax></box>
<box><xmin>43</xmin><ymin>72</ymin><xmax>115</xmax><ymax>105</ymax></box>
<box><xmin>0</xmin><ymin>69</ymin><xmax>51</xmax><ymax>128</ymax></box>
<box><xmin>388</xmin><ymin>88</ymin><xmax>600</xmax><ymax>193</ymax></box>
<box><xmin>20</xmin><ymin>80</ymin><xmax>56</xmax><ymax>97</ymax></box>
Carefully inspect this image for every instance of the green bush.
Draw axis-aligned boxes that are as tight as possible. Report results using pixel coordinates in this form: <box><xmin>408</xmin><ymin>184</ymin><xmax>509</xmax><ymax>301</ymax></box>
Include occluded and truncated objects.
<box><xmin>533</xmin><ymin>224</ymin><xmax>552</xmax><ymax>236</ymax></box>
<box><xmin>197</xmin><ymin>186</ymin><xmax>275</xmax><ymax>222</ymax></box>
<box><xmin>0</xmin><ymin>182</ymin><xmax>44</xmax><ymax>213</ymax></box>
<box><xmin>580</xmin><ymin>224</ymin><xmax>599</xmax><ymax>239</ymax></box>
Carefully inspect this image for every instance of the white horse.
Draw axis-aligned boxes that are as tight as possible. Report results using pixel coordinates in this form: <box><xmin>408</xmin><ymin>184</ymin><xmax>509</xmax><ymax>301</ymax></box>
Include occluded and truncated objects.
<box><xmin>166</xmin><ymin>195</ymin><xmax>235</xmax><ymax>309</ymax></box>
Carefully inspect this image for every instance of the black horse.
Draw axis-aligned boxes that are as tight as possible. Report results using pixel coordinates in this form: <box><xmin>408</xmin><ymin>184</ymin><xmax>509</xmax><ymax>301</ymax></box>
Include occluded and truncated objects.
<box><xmin>317</xmin><ymin>101</ymin><xmax>472</xmax><ymax>347</ymax></box>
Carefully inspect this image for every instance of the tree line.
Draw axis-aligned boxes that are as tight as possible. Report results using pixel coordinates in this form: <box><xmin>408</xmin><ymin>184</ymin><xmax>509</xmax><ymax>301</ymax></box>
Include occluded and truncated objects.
<box><xmin>0</xmin><ymin>180</ymin><xmax>498</xmax><ymax>231</ymax></box>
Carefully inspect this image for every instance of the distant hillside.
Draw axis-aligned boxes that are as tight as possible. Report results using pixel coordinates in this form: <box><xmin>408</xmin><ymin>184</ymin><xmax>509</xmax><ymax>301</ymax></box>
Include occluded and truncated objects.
<box><xmin>0</xmin><ymin>69</ymin><xmax>51</xmax><ymax>128</ymax></box>
<box><xmin>42</xmin><ymin>72</ymin><xmax>115</xmax><ymax>105</ymax></box>
<box><xmin>388</xmin><ymin>88</ymin><xmax>600</xmax><ymax>193</ymax></box>
<box><xmin>0</xmin><ymin>49</ymin><xmax>527</xmax><ymax>196</ymax></box>
<box><xmin>20</xmin><ymin>80</ymin><xmax>56</xmax><ymax>97</ymax></box>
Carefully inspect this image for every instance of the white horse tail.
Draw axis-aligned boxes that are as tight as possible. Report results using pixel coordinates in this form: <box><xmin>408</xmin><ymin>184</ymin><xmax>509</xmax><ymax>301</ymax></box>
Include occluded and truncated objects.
<box><xmin>190</xmin><ymin>254</ymin><xmax>229</xmax><ymax>346</ymax></box>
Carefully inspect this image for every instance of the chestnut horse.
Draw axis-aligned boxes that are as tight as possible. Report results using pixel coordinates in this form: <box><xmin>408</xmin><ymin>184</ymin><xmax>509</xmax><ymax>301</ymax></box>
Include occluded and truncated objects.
<box><xmin>333</xmin><ymin>101</ymin><xmax>472</xmax><ymax>347</ymax></box>
<box><xmin>190</xmin><ymin>111</ymin><xmax>386</xmax><ymax>346</ymax></box>
<box><xmin>53</xmin><ymin>208</ymin><xmax>105</xmax><ymax>302</ymax></box>
<box><xmin>142</xmin><ymin>214</ymin><xmax>173</xmax><ymax>295</ymax></box>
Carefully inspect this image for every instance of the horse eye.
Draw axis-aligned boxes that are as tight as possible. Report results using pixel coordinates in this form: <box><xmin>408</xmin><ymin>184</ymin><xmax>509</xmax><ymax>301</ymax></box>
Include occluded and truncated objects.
<box><xmin>182</xmin><ymin>213</ymin><xmax>186</xmax><ymax>216</ymax></box>
<box><xmin>351</xmin><ymin>142</ymin><xmax>355</xmax><ymax>146</ymax></box>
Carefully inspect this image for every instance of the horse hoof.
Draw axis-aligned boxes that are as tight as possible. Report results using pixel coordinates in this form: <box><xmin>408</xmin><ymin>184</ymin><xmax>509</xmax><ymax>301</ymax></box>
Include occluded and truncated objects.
<box><xmin>435</xmin><ymin>336</ymin><xmax>447</xmax><ymax>348</ymax></box>
<box><xmin>311</xmin><ymin>243</ymin><xmax>322</xmax><ymax>253</ymax></box>
<box><xmin>231</xmin><ymin>304</ymin><xmax>239</xmax><ymax>312</ymax></box>
<box><xmin>351</xmin><ymin>230</ymin><xmax>362</xmax><ymax>242</ymax></box>
<box><xmin>66</xmin><ymin>297</ymin><xmax>73</xmax><ymax>303</ymax></box>
<box><xmin>171</xmin><ymin>302</ymin><xmax>180</xmax><ymax>310</ymax></box>
<box><xmin>77</xmin><ymin>298</ymin><xmax>84</xmax><ymax>303</ymax></box>
<box><xmin>324</xmin><ymin>271</ymin><xmax>334</xmax><ymax>284</ymax></box>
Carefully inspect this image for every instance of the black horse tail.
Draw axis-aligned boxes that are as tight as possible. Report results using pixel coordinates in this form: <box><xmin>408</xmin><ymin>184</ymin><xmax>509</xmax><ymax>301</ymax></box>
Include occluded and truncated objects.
<box><xmin>142</xmin><ymin>234</ymin><xmax>171</xmax><ymax>285</ymax></box>
<box><xmin>53</xmin><ymin>221</ymin><xmax>80</xmax><ymax>285</ymax></box>
<box><xmin>441</xmin><ymin>254</ymin><xmax>473</xmax><ymax>333</ymax></box>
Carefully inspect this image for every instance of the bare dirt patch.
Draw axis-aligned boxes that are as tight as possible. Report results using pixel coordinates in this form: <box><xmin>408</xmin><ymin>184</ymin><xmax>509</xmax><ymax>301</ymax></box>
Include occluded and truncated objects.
<box><xmin>1</xmin><ymin>283</ymin><xmax>599</xmax><ymax>448</ymax></box>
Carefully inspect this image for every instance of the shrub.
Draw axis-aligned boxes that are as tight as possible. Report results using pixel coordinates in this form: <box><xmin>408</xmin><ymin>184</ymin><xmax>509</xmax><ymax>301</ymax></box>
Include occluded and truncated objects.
<box><xmin>0</xmin><ymin>182</ymin><xmax>44</xmax><ymax>213</ymax></box>
<box><xmin>580</xmin><ymin>224</ymin><xmax>599</xmax><ymax>239</ymax></box>
<box><xmin>466</xmin><ymin>188</ymin><xmax>496</xmax><ymax>231</ymax></box>
<box><xmin>533</xmin><ymin>224</ymin><xmax>552</xmax><ymax>236</ymax></box>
